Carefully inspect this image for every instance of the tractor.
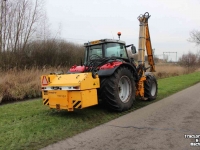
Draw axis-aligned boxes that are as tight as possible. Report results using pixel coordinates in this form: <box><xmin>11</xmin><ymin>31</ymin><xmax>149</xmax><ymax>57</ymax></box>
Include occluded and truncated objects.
<box><xmin>41</xmin><ymin>12</ymin><xmax>158</xmax><ymax>112</ymax></box>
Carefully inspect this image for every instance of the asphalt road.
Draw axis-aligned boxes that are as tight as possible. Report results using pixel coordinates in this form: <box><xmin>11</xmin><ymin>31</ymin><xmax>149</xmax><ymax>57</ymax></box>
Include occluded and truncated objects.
<box><xmin>42</xmin><ymin>83</ymin><xmax>200</xmax><ymax>150</ymax></box>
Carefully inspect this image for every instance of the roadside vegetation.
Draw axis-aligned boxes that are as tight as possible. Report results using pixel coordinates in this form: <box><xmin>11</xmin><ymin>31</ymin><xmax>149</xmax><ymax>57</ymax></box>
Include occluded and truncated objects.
<box><xmin>0</xmin><ymin>0</ymin><xmax>200</xmax><ymax>104</ymax></box>
<box><xmin>0</xmin><ymin>71</ymin><xmax>200</xmax><ymax>150</ymax></box>
<box><xmin>1</xmin><ymin>54</ymin><xmax>200</xmax><ymax>104</ymax></box>
<box><xmin>0</xmin><ymin>62</ymin><xmax>197</xmax><ymax>104</ymax></box>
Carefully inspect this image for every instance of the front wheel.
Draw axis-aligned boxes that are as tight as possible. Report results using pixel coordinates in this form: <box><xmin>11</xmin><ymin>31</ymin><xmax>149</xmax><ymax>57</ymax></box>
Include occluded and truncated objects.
<box><xmin>144</xmin><ymin>74</ymin><xmax>158</xmax><ymax>100</ymax></box>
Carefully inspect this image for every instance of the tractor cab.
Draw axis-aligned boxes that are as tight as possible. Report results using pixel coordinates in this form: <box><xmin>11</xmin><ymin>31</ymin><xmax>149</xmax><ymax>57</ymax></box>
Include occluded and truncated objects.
<box><xmin>84</xmin><ymin>39</ymin><xmax>128</xmax><ymax>62</ymax></box>
<box><xmin>83</xmin><ymin>39</ymin><xmax>137</xmax><ymax>64</ymax></box>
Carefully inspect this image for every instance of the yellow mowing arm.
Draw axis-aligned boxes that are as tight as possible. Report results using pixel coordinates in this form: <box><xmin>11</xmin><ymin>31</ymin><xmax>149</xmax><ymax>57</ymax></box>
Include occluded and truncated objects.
<box><xmin>137</xmin><ymin>12</ymin><xmax>156</xmax><ymax>72</ymax></box>
<box><xmin>136</xmin><ymin>12</ymin><xmax>156</xmax><ymax>99</ymax></box>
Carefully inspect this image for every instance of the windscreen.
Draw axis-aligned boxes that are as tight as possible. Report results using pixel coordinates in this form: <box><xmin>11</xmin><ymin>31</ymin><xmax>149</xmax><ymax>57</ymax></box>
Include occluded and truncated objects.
<box><xmin>84</xmin><ymin>42</ymin><xmax>128</xmax><ymax>63</ymax></box>
<box><xmin>105</xmin><ymin>43</ymin><xmax>128</xmax><ymax>58</ymax></box>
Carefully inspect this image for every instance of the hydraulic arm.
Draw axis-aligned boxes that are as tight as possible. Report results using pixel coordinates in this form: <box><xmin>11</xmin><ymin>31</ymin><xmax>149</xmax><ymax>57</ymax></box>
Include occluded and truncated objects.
<box><xmin>137</xmin><ymin>12</ymin><xmax>155</xmax><ymax>72</ymax></box>
<box><xmin>136</xmin><ymin>12</ymin><xmax>156</xmax><ymax>99</ymax></box>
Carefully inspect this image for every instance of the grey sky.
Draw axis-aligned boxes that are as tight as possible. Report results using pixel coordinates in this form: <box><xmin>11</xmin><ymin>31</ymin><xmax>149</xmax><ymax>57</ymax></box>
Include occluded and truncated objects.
<box><xmin>45</xmin><ymin>0</ymin><xmax>200</xmax><ymax>61</ymax></box>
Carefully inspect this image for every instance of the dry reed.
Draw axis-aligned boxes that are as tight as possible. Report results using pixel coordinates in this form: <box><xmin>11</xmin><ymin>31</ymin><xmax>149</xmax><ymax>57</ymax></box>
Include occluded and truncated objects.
<box><xmin>0</xmin><ymin>67</ymin><xmax>68</xmax><ymax>103</ymax></box>
<box><xmin>153</xmin><ymin>63</ymin><xmax>189</xmax><ymax>78</ymax></box>
<box><xmin>0</xmin><ymin>63</ymin><xmax>194</xmax><ymax>103</ymax></box>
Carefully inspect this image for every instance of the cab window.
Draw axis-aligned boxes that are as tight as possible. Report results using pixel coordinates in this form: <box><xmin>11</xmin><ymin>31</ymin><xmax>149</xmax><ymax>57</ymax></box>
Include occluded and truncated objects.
<box><xmin>86</xmin><ymin>44</ymin><xmax>103</xmax><ymax>61</ymax></box>
<box><xmin>105</xmin><ymin>43</ymin><xmax>128</xmax><ymax>58</ymax></box>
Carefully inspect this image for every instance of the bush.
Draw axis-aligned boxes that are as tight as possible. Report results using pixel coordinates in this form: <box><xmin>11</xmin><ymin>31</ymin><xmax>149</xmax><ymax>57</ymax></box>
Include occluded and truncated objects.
<box><xmin>178</xmin><ymin>52</ymin><xmax>199</xmax><ymax>68</ymax></box>
<box><xmin>0</xmin><ymin>39</ymin><xmax>85</xmax><ymax>71</ymax></box>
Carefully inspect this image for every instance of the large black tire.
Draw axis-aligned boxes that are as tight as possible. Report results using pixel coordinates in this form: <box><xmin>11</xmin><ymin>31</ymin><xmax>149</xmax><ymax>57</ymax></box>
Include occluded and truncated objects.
<box><xmin>144</xmin><ymin>74</ymin><xmax>158</xmax><ymax>100</ymax></box>
<box><xmin>98</xmin><ymin>67</ymin><xmax>136</xmax><ymax>111</ymax></box>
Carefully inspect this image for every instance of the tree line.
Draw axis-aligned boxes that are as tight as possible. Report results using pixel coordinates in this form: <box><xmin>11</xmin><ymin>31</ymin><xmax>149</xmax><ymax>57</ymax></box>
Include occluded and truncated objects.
<box><xmin>0</xmin><ymin>0</ymin><xmax>200</xmax><ymax>71</ymax></box>
<box><xmin>0</xmin><ymin>0</ymin><xmax>84</xmax><ymax>71</ymax></box>
<box><xmin>0</xmin><ymin>39</ymin><xmax>84</xmax><ymax>70</ymax></box>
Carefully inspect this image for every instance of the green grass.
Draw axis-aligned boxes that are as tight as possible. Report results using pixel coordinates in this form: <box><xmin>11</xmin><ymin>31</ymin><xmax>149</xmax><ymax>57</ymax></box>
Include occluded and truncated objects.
<box><xmin>0</xmin><ymin>71</ymin><xmax>200</xmax><ymax>150</ymax></box>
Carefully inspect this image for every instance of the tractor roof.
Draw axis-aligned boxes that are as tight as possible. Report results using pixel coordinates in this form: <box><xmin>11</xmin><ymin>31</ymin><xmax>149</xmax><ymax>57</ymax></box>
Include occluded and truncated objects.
<box><xmin>84</xmin><ymin>39</ymin><xmax>126</xmax><ymax>47</ymax></box>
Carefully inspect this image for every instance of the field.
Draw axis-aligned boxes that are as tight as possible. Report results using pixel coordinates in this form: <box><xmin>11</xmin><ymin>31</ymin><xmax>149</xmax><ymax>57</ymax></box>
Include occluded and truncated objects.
<box><xmin>0</xmin><ymin>71</ymin><xmax>200</xmax><ymax>150</ymax></box>
<box><xmin>0</xmin><ymin>63</ymin><xmax>193</xmax><ymax>104</ymax></box>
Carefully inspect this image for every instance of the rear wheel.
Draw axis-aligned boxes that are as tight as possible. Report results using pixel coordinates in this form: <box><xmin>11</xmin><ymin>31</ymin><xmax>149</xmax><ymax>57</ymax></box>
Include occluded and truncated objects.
<box><xmin>144</xmin><ymin>74</ymin><xmax>158</xmax><ymax>100</ymax></box>
<box><xmin>98</xmin><ymin>67</ymin><xmax>135</xmax><ymax>111</ymax></box>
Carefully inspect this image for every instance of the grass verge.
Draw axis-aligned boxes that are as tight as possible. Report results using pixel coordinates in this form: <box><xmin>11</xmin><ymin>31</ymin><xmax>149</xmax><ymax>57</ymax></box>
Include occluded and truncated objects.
<box><xmin>0</xmin><ymin>71</ymin><xmax>200</xmax><ymax>150</ymax></box>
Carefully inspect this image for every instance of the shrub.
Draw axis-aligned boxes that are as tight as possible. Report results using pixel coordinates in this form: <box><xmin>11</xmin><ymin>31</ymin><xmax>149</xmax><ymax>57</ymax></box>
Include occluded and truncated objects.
<box><xmin>178</xmin><ymin>51</ymin><xmax>198</xmax><ymax>68</ymax></box>
<box><xmin>0</xmin><ymin>39</ymin><xmax>85</xmax><ymax>71</ymax></box>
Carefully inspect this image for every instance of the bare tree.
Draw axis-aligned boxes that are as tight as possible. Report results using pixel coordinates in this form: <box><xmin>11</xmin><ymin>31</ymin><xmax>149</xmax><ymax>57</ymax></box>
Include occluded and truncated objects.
<box><xmin>0</xmin><ymin>0</ymin><xmax>86</xmax><ymax>70</ymax></box>
<box><xmin>178</xmin><ymin>51</ymin><xmax>197</xmax><ymax>67</ymax></box>
<box><xmin>0</xmin><ymin>0</ymin><xmax>7</xmax><ymax>52</ymax></box>
<box><xmin>0</xmin><ymin>0</ymin><xmax>45</xmax><ymax>52</ymax></box>
<box><xmin>188</xmin><ymin>30</ymin><xmax>200</xmax><ymax>46</ymax></box>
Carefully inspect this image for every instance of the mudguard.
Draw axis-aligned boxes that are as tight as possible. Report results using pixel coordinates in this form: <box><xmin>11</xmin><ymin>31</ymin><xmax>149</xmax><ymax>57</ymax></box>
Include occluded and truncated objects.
<box><xmin>67</xmin><ymin>62</ymin><xmax>138</xmax><ymax>79</ymax></box>
<box><xmin>98</xmin><ymin>63</ymin><xmax>139</xmax><ymax>80</ymax></box>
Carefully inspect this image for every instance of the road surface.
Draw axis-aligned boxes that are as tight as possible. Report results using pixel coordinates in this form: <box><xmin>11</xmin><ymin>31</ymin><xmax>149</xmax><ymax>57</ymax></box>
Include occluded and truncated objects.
<box><xmin>42</xmin><ymin>83</ymin><xmax>200</xmax><ymax>150</ymax></box>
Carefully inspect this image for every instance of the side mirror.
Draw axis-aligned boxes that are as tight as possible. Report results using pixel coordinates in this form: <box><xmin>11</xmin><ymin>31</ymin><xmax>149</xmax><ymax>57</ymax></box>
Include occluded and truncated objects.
<box><xmin>131</xmin><ymin>45</ymin><xmax>137</xmax><ymax>54</ymax></box>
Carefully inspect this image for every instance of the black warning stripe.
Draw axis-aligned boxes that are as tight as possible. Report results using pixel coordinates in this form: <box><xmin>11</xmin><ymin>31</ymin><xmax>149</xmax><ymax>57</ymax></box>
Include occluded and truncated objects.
<box><xmin>74</xmin><ymin>101</ymin><xmax>81</xmax><ymax>108</ymax></box>
<box><xmin>43</xmin><ymin>99</ymin><xmax>49</xmax><ymax>105</ymax></box>
<box><xmin>72</xmin><ymin>100</ymin><xmax>82</xmax><ymax>108</ymax></box>
<box><xmin>76</xmin><ymin>103</ymin><xmax>82</xmax><ymax>108</ymax></box>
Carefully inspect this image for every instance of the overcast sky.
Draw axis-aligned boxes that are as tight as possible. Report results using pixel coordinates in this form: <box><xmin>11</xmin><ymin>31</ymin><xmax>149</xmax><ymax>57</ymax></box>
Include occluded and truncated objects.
<box><xmin>45</xmin><ymin>0</ymin><xmax>200</xmax><ymax>61</ymax></box>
